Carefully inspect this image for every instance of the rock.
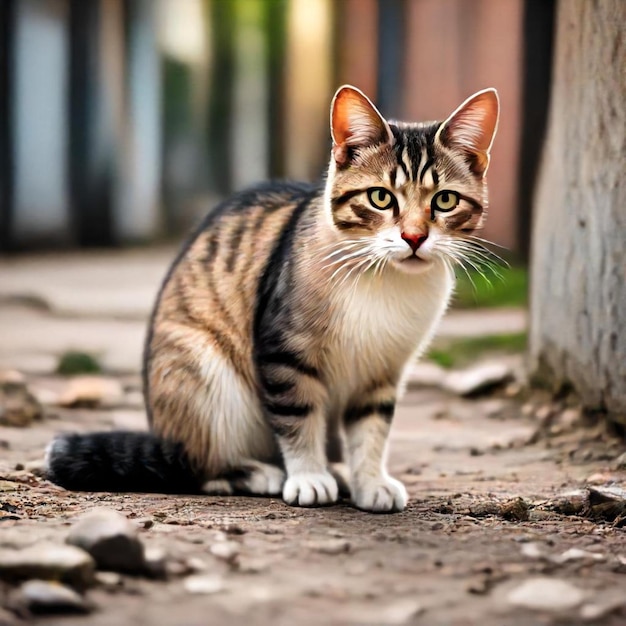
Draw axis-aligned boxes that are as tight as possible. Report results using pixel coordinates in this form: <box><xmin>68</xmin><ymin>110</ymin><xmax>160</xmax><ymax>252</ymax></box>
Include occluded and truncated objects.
<box><xmin>587</xmin><ymin>486</ymin><xmax>626</xmax><ymax>522</ymax></box>
<box><xmin>67</xmin><ymin>508</ymin><xmax>146</xmax><ymax>574</ymax></box>
<box><xmin>442</xmin><ymin>362</ymin><xmax>513</xmax><ymax>397</ymax></box>
<box><xmin>0</xmin><ymin>379</ymin><xmax>43</xmax><ymax>427</ymax></box>
<box><xmin>7</xmin><ymin>580</ymin><xmax>91</xmax><ymax>615</ymax></box>
<box><xmin>57</xmin><ymin>376</ymin><xmax>124</xmax><ymax>408</ymax></box>
<box><xmin>0</xmin><ymin>480</ymin><xmax>19</xmax><ymax>492</ymax></box>
<box><xmin>507</xmin><ymin>577</ymin><xmax>585</xmax><ymax>611</ymax></box>
<box><xmin>553</xmin><ymin>548</ymin><xmax>605</xmax><ymax>564</ymax></box>
<box><xmin>0</xmin><ymin>370</ymin><xmax>25</xmax><ymax>384</ymax></box>
<box><xmin>95</xmin><ymin>571</ymin><xmax>124</xmax><ymax>589</ymax></box>
<box><xmin>209</xmin><ymin>541</ymin><xmax>240</xmax><ymax>563</ymax></box>
<box><xmin>500</xmin><ymin>497</ymin><xmax>530</xmax><ymax>521</ymax></box>
<box><xmin>143</xmin><ymin>546</ymin><xmax>167</xmax><ymax>578</ymax></box>
<box><xmin>559</xmin><ymin>407</ymin><xmax>581</xmax><ymax>429</ymax></box>
<box><xmin>520</xmin><ymin>542</ymin><xmax>544</xmax><ymax>559</ymax></box>
<box><xmin>183</xmin><ymin>574</ymin><xmax>224</xmax><ymax>595</ymax></box>
<box><xmin>306</xmin><ymin>539</ymin><xmax>351</xmax><ymax>555</ymax></box>
<box><xmin>404</xmin><ymin>362</ymin><xmax>446</xmax><ymax>388</ymax></box>
<box><xmin>0</xmin><ymin>543</ymin><xmax>95</xmax><ymax>589</ymax></box>
<box><xmin>581</xmin><ymin>596</ymin><xmax>626</xmax><ymax>621</ymax></box>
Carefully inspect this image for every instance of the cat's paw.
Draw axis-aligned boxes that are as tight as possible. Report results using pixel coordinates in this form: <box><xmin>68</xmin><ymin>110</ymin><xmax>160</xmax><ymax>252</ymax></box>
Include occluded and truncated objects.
<box><xmin>236</xmin><ymin>463</ymin><xmax>285</xmax><ymax>495</ymax></box>
<box><xmin>283</xmin><ymin>472</ymin><xmax>339</xmax><ymax>507</ymax></box>
<box><xmin>353</xmin><ymin>476</ymin><xmax>408</xmax><ymax>513</ymax></box>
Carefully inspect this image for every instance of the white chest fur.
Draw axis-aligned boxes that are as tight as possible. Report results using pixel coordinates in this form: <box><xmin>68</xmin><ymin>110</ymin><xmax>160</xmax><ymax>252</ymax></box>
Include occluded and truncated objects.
<box><xmin>324</xmin><ymin>260</ymin><xmax>453</xmax><ymax>402</ymax></box>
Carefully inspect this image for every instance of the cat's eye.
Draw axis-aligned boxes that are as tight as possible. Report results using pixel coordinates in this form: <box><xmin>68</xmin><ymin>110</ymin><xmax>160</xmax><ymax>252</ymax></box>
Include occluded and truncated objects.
<box><xmin>367</xmin><ymin>187</ymin><xmax>396</xmax><ymax>211</ymax></box>
<box><xmin>430</xmin><ymin>190</ymin><xmax>460</xmax><ymax>219</ymax></box>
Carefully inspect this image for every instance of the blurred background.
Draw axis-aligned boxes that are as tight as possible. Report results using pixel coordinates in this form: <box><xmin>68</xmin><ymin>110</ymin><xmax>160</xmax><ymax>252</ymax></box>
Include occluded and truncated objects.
<box><xmin>0</xmin><ymin>0</ymin><xmax>555</xmax><ymax>257</ymax></box>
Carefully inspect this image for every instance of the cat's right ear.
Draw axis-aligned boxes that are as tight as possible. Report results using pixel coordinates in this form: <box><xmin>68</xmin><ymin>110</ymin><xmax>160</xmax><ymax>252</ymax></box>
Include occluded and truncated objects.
<box><xmin>330</xmin><ymin>85</ymin><xmax>393</xmax><ymax>167</ymax></box>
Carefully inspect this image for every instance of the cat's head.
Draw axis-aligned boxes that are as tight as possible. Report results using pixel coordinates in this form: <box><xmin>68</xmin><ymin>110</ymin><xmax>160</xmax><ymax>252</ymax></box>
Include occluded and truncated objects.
<box><xmin>325</xmin><ymin>85</ymin><xmax>499</xmax><ymax>275</ymax></box>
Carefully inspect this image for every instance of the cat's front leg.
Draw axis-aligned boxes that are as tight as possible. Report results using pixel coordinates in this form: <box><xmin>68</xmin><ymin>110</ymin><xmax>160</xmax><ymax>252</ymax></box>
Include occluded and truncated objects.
<box><xmin>344</xmin><ymin>391</ymin><xmax>408</xmax><ymax>513</ymax></box>
<box><xmin>259</xmin><ymin>352</ymin><xmax>338</xmax><ymax>507</ymax></box>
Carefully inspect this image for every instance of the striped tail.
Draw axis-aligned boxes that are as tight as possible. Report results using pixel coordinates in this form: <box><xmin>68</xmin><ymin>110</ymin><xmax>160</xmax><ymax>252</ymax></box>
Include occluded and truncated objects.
<box><xmin>45</xmin><ymin>431</ymin><xmax>201</xmax><ymax>494</ymax></box>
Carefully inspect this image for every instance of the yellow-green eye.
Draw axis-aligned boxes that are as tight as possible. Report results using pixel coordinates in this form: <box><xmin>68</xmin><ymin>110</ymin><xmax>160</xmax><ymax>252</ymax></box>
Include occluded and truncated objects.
<box><xmin>430</xmin><ymin>190</ymin><xmax>460</xmax><ymax>219</ymax></box>
<box><xmin>367</xmin><ymin>187</ymin><xmax>396</xmax><ymax>211</ymax></box>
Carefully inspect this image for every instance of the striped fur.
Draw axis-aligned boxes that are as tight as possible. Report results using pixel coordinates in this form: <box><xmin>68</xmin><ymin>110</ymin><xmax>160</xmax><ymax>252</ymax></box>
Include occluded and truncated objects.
<box><xmin>46</xmin><ymin>86</ymin><xmax>499</xmax><ymax>512</ymax></box>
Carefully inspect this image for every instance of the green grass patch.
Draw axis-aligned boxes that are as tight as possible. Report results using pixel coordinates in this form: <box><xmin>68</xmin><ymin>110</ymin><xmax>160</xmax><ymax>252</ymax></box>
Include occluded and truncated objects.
<box><xmin>56</xmin><ymin>351</ymin><xmax>102</xmax><ymax>375</ymax></box>
<box><xmin>426</xmin><ymin>332</ymin><xmax>528</xmax><ymax>369</ymax></box>
<box><xmin>452</xmin><ymin>266</ymin><xmax>528</xmax><ymax>309</ymax></box>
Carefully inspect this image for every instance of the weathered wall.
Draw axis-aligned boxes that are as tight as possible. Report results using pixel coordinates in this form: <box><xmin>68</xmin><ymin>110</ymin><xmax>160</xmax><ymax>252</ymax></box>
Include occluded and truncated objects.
<box><xmin>529</xmin><ymin>0</ymin><xmax>626</xmax><ymax>417</ymax></box>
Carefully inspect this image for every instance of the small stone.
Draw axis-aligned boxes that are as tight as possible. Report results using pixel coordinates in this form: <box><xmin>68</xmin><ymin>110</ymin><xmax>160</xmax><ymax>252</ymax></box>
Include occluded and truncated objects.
<box><xmin>0</xmin><ymin>543</ymin><xmax>95</xmax><ymax>589</ymax></box>
<box><xmin>500</xmin><ymin>497</ymin><xmax>530</xmax><ymax>521</ymax></box>
<box><xmin>143</xmin><ymin>546</ymin><xmax>167</xmax><ymax>578</ymax></box>
<box><xmin>57</xmin><ymin>376</ymin><xmax>124</xmax><ymax>408</ymax></box>
<box><xmin>209</xmin><ymin>541</ymin><xmax>240</xmax><ymax>563</ymax></box>
<box><xmin>559</xmin><ymin>408</ymin><xmax>581</xmax><ymax>429</ymax></box>
<box><xmin>442</xmin><ymin>362</ymin><xmax>513</xmax><ymax>397</ymax></box>
<box><xmin>581</xmin><ymin>596</ymin><xmax>626</xmax><ymax>620</ymax></box>
<box><xmin>185</xmin><ymin>557</ymin><xmax>208</xmax><ymax>573</ymax></box>
<box><xmin>521</xmin><ymin>403</ymin><xmax>535</xmax><ymax>417</ymax></box>
<box><xmin>520</xmin><ymin>542</ymin><xmax>544</xmax><ymax>559</ymax></box>
<box><xmin>183</xmin><ymin>574</ymin><xmax>224</xmax><ymax>595</ymax></box>
<box><xmin>0</xmin><ymin>379</ymin><xmax>43</xmax><ymax>427</ymax></box>
<box><xmin>306</xmin><ymin>539</ymin><xmax>351</xmax><ymax>555</ymax></box>
<box><xmin>66</xmin><ymin>508</ymin><xmax>146</xmax><ymax>574</ymax></box>
<box><xmin>8</xmin><ymin>580</ymin><xmax>91</xmax><ymax>615</ymax></box>
<box><xmin>553</xmin><ymin>548</ymin><xmax>605</xmax><ymax>564</ymax></box>
<box><xmin>95</xmin><ymin>571</ymin><xmax>123</xmax><ymax>589</ymax></box>
<box><xmin>507</xmin><ymin>577</ymin><xmax>585</xmax><ymax>611</ymax></box>
<box><xmin>405</xmin><ymin>362</ymin><xmax>446</xmax><ymax>388</ymax></box>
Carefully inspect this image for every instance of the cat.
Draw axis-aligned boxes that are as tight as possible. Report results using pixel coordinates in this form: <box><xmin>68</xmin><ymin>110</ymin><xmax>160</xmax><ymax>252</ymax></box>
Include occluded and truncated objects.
<box><xmin>46</xmin><ymin>85</ymin><xmax>499</xmax><ymax>513</ymax></box>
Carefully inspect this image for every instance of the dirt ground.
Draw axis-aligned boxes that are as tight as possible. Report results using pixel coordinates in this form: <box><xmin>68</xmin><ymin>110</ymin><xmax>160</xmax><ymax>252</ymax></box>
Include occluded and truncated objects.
<box><xmin>1</xmin><ymin>373</ymin><xmax>625</xmax><ymax>626</ymax></box>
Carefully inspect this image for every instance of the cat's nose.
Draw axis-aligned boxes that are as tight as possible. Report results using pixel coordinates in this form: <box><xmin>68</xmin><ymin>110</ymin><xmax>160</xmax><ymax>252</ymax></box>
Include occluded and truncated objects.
<box><xmin>401</xmin><ymin>232</ymin><xmax>428</xmax><ymax>252</ymax></box>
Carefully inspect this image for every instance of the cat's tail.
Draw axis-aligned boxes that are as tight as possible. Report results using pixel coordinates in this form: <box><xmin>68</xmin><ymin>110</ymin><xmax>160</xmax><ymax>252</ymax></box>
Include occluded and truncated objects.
<box><xmin>45</xmin><ymin>431</ymin><xmax>202</xmax><ymax>494</ymax></box>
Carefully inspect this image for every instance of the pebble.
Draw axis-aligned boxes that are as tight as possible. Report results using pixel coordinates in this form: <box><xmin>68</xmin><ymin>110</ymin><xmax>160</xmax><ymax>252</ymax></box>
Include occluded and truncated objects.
<box><xmin>66</xmin><ymin>508</ymin><xmax>146</xmax><ymax>574</ymax></box>
<box><xmin>442</xmin><ymin>362</ymin><xmax>513</xmax><ymax>397</ymax></box>
<box><xmin>553</xmin><ymin>548</ymin><xmax>605</xmax><ymax>564</ymax></box>
<box><xmin>0</xmin><ymin>379</ymin><xmax>43</xmax><ymax>427</ymax></box>
<box><xmin>0</xmin><ymin>543</ymin><xmax>95</xmax><ymax>589</ymax></box>
<box><xmin>95</xmin><ymin>571</ymin><xmax>124</xmax><ymax>589</ymax></box>
<box><xmin>57</xmin><ymin>376</ymin><xmax>124</xmax><ymax>408</ymax></box>
<box><xmin>210</xmin><ymin>541</ymin><xmax>240</xmax><ymax>563</ymax></box>
<box><xmin>507</xmin><ymin>577</ymin><xmax>585</xmax><ymax>611</ymax></box>
<box><xmin>8</xmin><ymin>579</ymin><xmax>91</xmax><ymax>615</ymax></box>
<box><xmin>183</xmin><ymin>574</ymin><xmax>224</xmax><ymax>595</ymax></box>
<box><xmin>520</xmin><ymin>542</ymin><xmax>544</xmax><ymax>559</ymax></box>
<box><xmin>143</xmin><ymin>546</ymin><xmax>167</xmax><ymax>578</ymax></box>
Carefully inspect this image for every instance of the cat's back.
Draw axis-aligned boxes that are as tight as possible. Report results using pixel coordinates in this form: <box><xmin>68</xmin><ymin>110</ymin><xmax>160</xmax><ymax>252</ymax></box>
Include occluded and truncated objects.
<box><xmin>147</xmin><ymin>181</ymin><xmax>318</xmax><ymax>387</ymax></box>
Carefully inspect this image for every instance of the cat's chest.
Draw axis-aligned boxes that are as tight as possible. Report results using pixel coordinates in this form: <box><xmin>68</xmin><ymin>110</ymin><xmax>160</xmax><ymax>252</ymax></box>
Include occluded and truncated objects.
<box><xmin>324</xmin><ymin>264</ymin><xmax>453</xmax><ymax>394</ymax></box>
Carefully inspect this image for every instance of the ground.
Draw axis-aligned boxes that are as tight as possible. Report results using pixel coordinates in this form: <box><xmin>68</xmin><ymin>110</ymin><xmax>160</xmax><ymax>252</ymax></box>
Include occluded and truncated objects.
<box><xmin>0</xmin><ymin>251</ymin><xmax>624</xmax><ymax>626</ymax></box>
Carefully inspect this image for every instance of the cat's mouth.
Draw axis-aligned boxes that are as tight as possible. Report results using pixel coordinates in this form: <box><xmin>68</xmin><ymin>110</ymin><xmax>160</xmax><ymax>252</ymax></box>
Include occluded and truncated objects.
<box><xmin>393</xmin><ymin>253</ymin><xmax>432</xmax><ymax>274</ymax></box>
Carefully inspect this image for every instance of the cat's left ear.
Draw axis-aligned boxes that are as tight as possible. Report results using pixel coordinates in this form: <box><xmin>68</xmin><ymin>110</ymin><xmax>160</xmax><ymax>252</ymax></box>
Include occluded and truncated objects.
<box><xmin>330</xmin><ymin>85</ymin><xmax>393</xmax><ymax>167</ymax></box>
<box><xmin>435</xmin><ymin>88</ymin><xmax>500</xmax><ymax>176</ymax></box>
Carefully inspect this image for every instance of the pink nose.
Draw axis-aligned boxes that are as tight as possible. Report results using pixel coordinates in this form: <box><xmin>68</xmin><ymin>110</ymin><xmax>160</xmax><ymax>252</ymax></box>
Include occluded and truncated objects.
<box><xmin>401</xmin><ymin>232</ymin><xmax>428</xmax><ymax>252</ymax></box>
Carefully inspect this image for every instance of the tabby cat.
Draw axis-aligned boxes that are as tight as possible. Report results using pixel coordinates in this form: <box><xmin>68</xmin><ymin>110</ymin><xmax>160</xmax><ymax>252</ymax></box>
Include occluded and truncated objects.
<box><xmin>46</xmin><ymin>85</ymin><xmax>499</xmax><ymax>513</ymax></box>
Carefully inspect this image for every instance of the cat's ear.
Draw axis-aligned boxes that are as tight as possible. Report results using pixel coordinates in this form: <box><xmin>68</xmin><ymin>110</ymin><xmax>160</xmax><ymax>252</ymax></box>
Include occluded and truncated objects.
<box><xmin>330</xmin><ymin>85</ymin><xmax>393</xmax><ymax>167</ymax></box>
<box><xmin>436</xmin><ymin>88</ymin><xmax>499</xmax><ymax>176</ymax></box>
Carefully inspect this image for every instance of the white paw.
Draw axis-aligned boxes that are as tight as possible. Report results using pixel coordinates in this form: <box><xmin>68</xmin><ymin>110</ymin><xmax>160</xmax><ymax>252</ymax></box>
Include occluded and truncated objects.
<box><xmin>353</xmin><ymin>476</ymin><xmax>408</xmax><ymax>513</ymax></box>
<box><xmin>283</xmin><ymin>472</ymin><xmax>339</xmax><ymax>507</ymax></box>
<box><xmin>240</xmin><ymin>464</ymin><xmax>285</xmax><ymax>495</ymax></box>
